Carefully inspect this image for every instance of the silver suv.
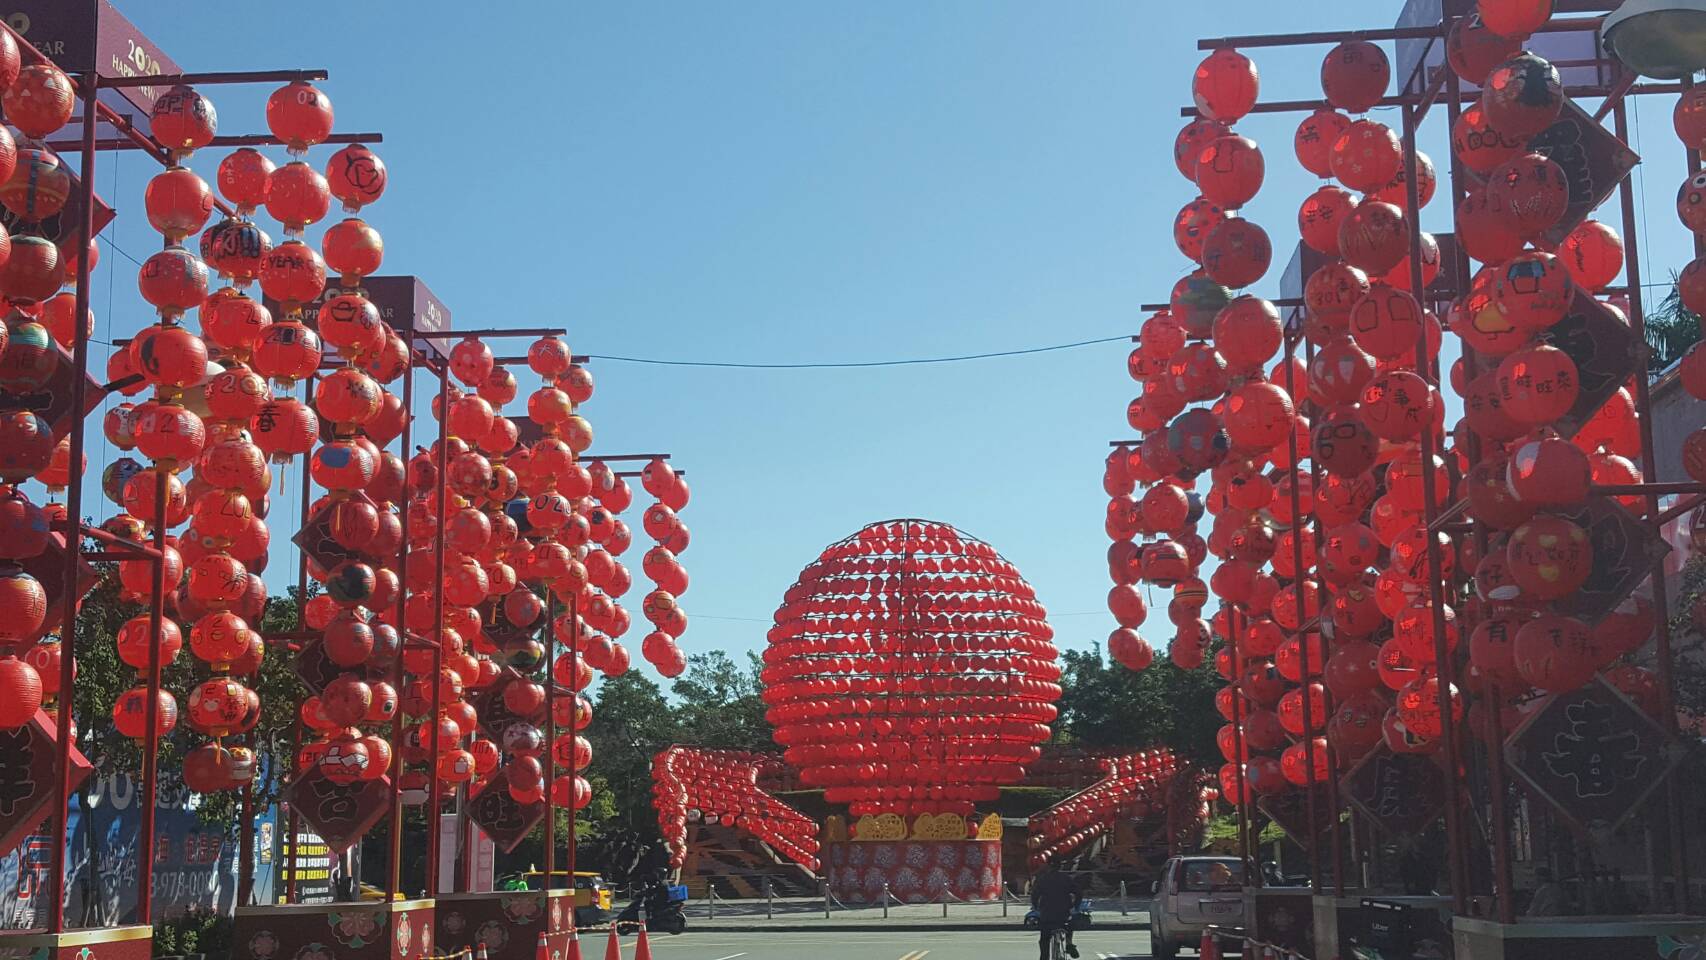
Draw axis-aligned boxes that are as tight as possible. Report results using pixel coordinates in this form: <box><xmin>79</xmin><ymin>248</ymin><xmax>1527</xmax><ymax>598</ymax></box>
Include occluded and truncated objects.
<box><xmin>1148</xmin><ymin>856</ymin><xmax>1246</xmax><ymax>959</ymax></box>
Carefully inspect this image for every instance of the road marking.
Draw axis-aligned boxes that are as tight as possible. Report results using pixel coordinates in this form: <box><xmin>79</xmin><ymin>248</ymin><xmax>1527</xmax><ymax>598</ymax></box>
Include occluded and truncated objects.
<box><xmin>898</xmin><ymin>952</ymin><xmax>930</xmax><ymax>960</ymax></box>
<box><xmin>709</xmin><ymin>954</ymin><xmax>747</xmax><ymax>960</ymax></box>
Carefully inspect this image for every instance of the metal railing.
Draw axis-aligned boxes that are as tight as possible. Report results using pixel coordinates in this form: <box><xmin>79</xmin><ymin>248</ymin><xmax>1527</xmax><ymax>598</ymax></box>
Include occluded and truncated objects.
<box><xmin>685</xmin><ymin>874</ymin><xmax>1148</xmax><ymax>924</ymax></box>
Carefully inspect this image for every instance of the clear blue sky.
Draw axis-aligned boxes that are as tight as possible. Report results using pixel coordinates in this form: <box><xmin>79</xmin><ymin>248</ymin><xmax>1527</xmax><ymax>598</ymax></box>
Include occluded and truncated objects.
<box><xmin>56</xmin><ymin>1</ymin><xmax>1699</xmax><ymax>670</ymax></box>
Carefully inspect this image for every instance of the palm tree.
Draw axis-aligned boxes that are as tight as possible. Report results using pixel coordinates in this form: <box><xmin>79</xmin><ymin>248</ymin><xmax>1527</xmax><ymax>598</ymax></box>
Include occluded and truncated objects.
<box><xmin>1645</xmin><ymin>277</ymin><xmax>1703</xmax><ymax>374</ymax></box>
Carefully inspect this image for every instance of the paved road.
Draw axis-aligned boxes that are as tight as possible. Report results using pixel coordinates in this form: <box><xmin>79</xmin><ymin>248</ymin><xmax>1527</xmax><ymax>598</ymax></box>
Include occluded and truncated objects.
<box><xmin>631</xmin><ymin>928</ymin><xmax>1156</xmax><ymax>960</ymax></box>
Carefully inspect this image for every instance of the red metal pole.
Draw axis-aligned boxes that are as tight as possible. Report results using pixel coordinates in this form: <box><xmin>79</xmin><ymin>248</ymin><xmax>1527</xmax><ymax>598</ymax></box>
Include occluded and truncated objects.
<box><xmin>569</xmin><ymin>592</ymin><xmax>580</xmax><ymax>883</ymax></box>
<box><xmin>1280</xmin><ymin>337</ymin><xmax>1322</xmax><ymax>894</ymax></box>
<box><xmin>543</xmin><ymin>589</ymin><xmax>557</xmax><ymax>890</ymax></box>
<box><xmin>1224</xmin><ymin>603</ymin><xmax>1253</xmax><ymax>884</ymax></box>
<box><xmin>136</xmin><ymin>456</ymin><xmax>170</xmax><ymax>923</ymax></box>
<box><xmin>46</xmin><ymin>68</ymin><xmax>100</xmax><ymax>936</ymax></box>
<box><xmin>426</xmin><ymin>360</ymin><xmax>450</xmax><ymax>895</ymax></box>
<box><xmin>1438</xmin><ymin>56</ymin><xmax>1516</xmax><ymax>923</ymax></box>
<box><xmin>386</xmin><ymin>347</ymin><xmax>415</xmax><ymax>901</ymax></box>
<box><xmin>1401</xmin><ymin>100</ymin><xmax>1469</xmax><ymax>916</ymax></box>
<box><xmin>1613</xmin><ymin>99</ymin><xmax>1691</xmax><ymax>915</ymax></box>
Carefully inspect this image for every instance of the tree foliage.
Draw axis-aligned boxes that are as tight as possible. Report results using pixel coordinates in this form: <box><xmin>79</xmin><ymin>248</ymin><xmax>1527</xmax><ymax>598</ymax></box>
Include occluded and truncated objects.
<box><xmin>1053</xmin><ymin>643</ymin><xmax>1222</xmax><ymax>765</ymax></box>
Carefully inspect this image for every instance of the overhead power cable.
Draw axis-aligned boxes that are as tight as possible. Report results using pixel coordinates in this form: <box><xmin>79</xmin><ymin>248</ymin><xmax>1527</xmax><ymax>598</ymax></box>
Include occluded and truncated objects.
<box><xmin>586</xmin><ymin>335</ymin><xmax>1132</xmax><ymax>369</ymax></box>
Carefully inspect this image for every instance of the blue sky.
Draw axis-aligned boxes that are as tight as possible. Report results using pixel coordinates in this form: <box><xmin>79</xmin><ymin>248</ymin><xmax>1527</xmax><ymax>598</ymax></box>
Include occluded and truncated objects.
<box><xmin>53</xmin><ymin>1</ymin><xmax>1701</xmax><ymax>670</ymax></box>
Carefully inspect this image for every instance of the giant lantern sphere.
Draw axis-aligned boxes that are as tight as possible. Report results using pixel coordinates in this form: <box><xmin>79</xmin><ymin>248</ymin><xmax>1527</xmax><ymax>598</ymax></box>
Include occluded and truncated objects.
<box><xmin>762</xmin><ymin>520</ymin><xmax>1060</xmax><ymax>817</ymax></box>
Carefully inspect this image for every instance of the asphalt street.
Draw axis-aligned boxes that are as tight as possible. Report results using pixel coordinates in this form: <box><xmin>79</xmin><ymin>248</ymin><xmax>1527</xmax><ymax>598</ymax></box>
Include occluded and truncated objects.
<box><xmin>631</xmin><ymin>928</ymin><xmax>1157</xmax><ymax>960</ymax></box>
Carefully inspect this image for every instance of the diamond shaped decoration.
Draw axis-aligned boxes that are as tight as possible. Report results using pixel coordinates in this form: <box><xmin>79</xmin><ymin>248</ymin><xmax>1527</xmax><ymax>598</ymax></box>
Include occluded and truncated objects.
<box><xmin>1343</xmin><ymin>746</ymin><xmax>1446</xmax><ymax>838</ymax></box>
<box><xmin>1526</xmin><ymin>98</ymin><xmax>1640</xmax><ymax>248</ymax></box>
<box><xmin>1549</xmin><ymin>498</ymin><xmax>1670</xmax><ymax>624</ymax></box>
<box><xmin>290</xmin><ymin>492</ymin><xmax>385</xmax><ymax>572</ymax></box>
<box><xmin>1535</xmin><ymin>286</ymin><xmax>1645</xmax><ymax>443</ymax></box>
<box><xmin>1258</xmin><ymin>782</ymin><xmax>1335</xmax><ymax>849</ymax></box>
<box><xmin>1504</xmin><ymin>677</ymin><xmax>1681</xmax><ymax>839</ymax></box>
<box><xmin>0</xmin><ymin>709</ymin><xmax>92</xmax><ymax>857</ymax></box>
<box><xmin>468</xmin><ymin>766</ymin><xmax>545</xmax><ymax>853</ymax></box>
<box><xmin>285</xmin><ymin>766</ymin><xmax>391</xmax><ymax>854</ymax></box>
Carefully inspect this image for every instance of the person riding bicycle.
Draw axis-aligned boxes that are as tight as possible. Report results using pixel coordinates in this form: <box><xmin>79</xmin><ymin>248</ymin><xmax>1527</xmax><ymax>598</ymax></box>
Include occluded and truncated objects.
<box><xmin>1031</xmin><ymin>863</ymin><xmax>1081</xmax><ymax>959</ymax></box>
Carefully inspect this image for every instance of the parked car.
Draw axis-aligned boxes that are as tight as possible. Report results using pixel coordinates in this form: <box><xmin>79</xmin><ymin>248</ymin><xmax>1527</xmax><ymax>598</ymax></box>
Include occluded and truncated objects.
<box><xmin>1148</xmin><ymin>856</ymin><xmax>1246</xmax><ymax>959</ymax></box>
<box><xmin>572</xmin><ymin>872</ymin><xmax>615</xmax><ymax>927</ymax></box>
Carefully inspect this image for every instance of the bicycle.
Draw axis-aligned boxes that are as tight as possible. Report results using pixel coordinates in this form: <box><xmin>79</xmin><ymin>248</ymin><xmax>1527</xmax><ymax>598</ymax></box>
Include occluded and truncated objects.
<box><xmin>1046</xmin><ymin>926</ymin><xmax>1069</xmax><ymax>960</ymax></box>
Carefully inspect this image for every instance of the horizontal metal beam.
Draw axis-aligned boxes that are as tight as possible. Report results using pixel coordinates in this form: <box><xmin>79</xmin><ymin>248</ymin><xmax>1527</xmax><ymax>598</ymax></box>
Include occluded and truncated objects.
<box><xmin>96</xmin><ymin>69</ymin><xmax>329</xmax><ymax>90</ymax></box>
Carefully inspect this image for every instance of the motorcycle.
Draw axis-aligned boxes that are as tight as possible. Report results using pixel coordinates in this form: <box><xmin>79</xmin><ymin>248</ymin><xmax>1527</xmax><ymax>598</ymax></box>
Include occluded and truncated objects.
<box><xmin>614</xmin><ymin>879</ymin><xmax>688</xmax><ymax>935</ymax></box>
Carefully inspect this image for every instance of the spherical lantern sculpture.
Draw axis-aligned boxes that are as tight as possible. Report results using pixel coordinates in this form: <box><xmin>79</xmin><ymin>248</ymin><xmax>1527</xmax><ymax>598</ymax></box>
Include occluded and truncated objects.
<box><xmin>764</xmin><ymin>520</ymin><xmax>1059</xmax><ymax>817</ymax></box>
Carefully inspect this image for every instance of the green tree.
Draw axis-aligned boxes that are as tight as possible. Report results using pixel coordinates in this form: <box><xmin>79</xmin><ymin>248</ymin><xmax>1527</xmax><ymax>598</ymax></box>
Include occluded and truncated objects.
<box><xmin>670</xmin><ymin>650</ymin><xmax>770</xmax><ymax>750</ymax></box>
<box><xmin>1053</xmin><ymin>643</ymin><xmax>1221</xmax><ymax>765</ymax></box>
<box><xmin>1645</xmin><ymin>278</ymin><xmax>1703</xmax><ymax>373</ymax></box>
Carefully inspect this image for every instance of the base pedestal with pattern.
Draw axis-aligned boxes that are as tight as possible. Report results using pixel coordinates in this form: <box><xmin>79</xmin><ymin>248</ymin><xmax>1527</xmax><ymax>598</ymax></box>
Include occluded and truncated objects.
<box><xmin>435</xmin><ymin>890</ymin><xmax>575</xmax><ymax>960</ymax></box>
<box><xmin>825</xmin><ymin>839</ymin><xmax>1002</xmax><ymax>904</ymax></box>
<box><xmin>233</xmin><ymin>900</ymin><xmax>436</xmax><ymax>960</ymax></box>
<box><xmin>1454</xmin><ymin>916</ymin><xmax>1706</xmax><ymax>960</ymax></box>
<box><xmin>0</xmin><ymin>924</ymin><xmax>152</xmax><ymax>960</ymax></box>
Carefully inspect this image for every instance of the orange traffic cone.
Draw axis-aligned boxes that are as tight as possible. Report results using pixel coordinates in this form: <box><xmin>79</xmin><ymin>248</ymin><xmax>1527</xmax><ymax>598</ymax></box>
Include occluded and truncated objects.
<box><xmin>1199</xmin><ymin>927</ymin><xmax>1220</xmax><ymax>960</ymax></box>
<box><xmin>476</xmin><ymin>945</ymin><xmax>489</xmax><ymax>960</ymax></box>
<box><xmin>633</xmin><ymin>923</ymin><xmax>653</xmax><ymax>960</ymax></box>
<box><xmin>604</xmin><ymin>924</ymin><xmax>624</xmax><ymax>960</ymax></box>
<box><xmin>565</xmin><ymin>924</ymin><xmax>582</xmax><ymax>960</ymax></box>
<box><xmin>534</xmin><ymin>931</ymin><xmax>548</xmax><ymax>960</ymax></box>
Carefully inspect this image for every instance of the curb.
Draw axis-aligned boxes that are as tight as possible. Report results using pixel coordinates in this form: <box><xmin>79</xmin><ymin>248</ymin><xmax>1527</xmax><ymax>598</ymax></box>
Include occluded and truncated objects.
<box><xmin>683</xmin><ymin>922</ymin><xmax>1153</xmax><ymax>933</ymax></box>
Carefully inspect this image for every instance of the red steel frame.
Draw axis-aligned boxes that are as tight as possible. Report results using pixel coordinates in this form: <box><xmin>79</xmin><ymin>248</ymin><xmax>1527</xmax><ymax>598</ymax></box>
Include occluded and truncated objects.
<box><xmin>1126</xmin><ymin>4</ymin><xmax>1703</xmax><ymax>924</ymax></box>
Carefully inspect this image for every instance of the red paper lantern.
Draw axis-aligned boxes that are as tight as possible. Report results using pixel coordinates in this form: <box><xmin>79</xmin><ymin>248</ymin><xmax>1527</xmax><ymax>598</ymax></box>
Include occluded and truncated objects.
<box><xmin>1514</xmin><ymin>614</ymin><xmax>1603</xmax><ymax>692</ymax></box>
<box><xmin>1321</xmin><ymin>40</ymin><xmax>1389</xmax><ymax>114</ymax></box>
<box><xmin>1372</xmin><ymin>151</ymin><xmax>1438</xmax><ymax>211</ymax></box>
<box><xmin>151</xmin><ymin>85</ymin><xmax>218</xmax><ymax>154</ymax></box>
<box><xmin>1492</xmin><ymin>251</ymin><xmax>1572</xmax><ymax>331</ymax></box>
<box><xmin>145</xmin><ymin>167</ymin><xmax>214</xmax><ymax>241</ymax></box>
<box><xmin>321</xmin><ymin>219</ymin><xmax>384</xmax><ymax>282</ymax></box>
<box><xmin>138</xmin><ymin>247</ymin><xmax>210</xmax><ymax>315</ymax></box>
<box><xmin>1559</xmin><ymin>220</ymin><xmax>1623</xmax><ymax>291</ymax></box>
<box><xmin>1192</xmin><ymin>49</ymin><xmax>1259</xmax><ymax>123</ymax></box>
<box><xmin>0</xmin><ymin>151</ymin><xmax>70</xmax><ymax>223</ymax></box>
<box><xmin>266</xmin><ymin>81</ymin><xmax>335</xmax><ymax>151</ymax></box>
<box><xmin>1338</xmin><ymin>200</ymin><xmax>1408</xmax><ymax>275</ymax></box>
<box><xmin>4</xmin><ymin>64</ymin><xmax>75</xmax><ymax>139</ymax></box>
<box><xmin>1448</xmin><ymin>15</ymin><xmax>1522</xmax><ymax>82</ymax></box>
<box><xmin>1174</xmin><ymin>119</ymin><xmax>1231</xmax><ymax>182</ymax></box>
<box><xmin>217</xmin><ymin>148</ymin><xmax>275</xmax><ymax>212</ymax></box>
<box><xmin>1486</xmin><ymin>153</ymin><xmax>1569</xmax><ymax>238</ymax></box>
<box><xmin>1330</xmin><ymin>119</ymin><xmax>1402</xmax><ymax>192</ymax></box>
<box><xmin>1452</xmin><ymin>102</ymin><xmax>1528</xmax><ymax>177</ymax></box>
<box><xmin>1304</xmin><ymin>261</ymin><xmax>1371</xmax><ymax>332</ymax></box>
<box><xmin>1346</xmin><ymin>283</ymin><xmax>1423</xmax><ymax>362</ymax></box>
<box><xmin>1295</xmin><ymin>109</ymin><xmax>1351</xmax><ymax>179</ymax></box>
<box><xmin>1480</xmin><ymin>54</ymin><xmax>1562</xmax><ymax>138</ymax></box>
<box><xmin>1359</xmin><ymin>370</ymin><xmax>1432</xmax><ymax>441</ymax></box>
<box><xmin>1213</xmin><ymin>296</ymin><xmax>1282</xmax><ymax>371</ymax></box>
<box><xmin>1173</xmin><ymin>197</ymin><xmax>1226</xmax><ymax>264</ymax></box>
<box><xmin>1507</xmin><ymin>514</ymin><xmax>1592</xmax><ymax>600</ymax></box>
<box><xmin>1496</xmin><ymin>344</ymin><xmax>1579</xmax><ymax>425</ymax></box>
<box><xmin>1195</xmin><ymin>135</ymin><xmax>1264</xmax><ymax>208</ymax></box>
<box><xmin>1298</xmin><ymin>186</ymin><xmax>1356</xmax><ymax>256</ymax></box>
<box><xmin>1477</xmin><ymin>0</ymin><xmax>1554</xmax><ymax>40</ymax></box>
<box><xmin>1201</xmin><ymin>218</ymin><xmax>1271</xmax><ymax>288</ymax></box>
<box><xmin>325</xmin><ymin>143</ymin><xmax>386</xmax><ymax>211</ymax></box>
<box><xmin>257</xmin><ymin>240</ymin><xmax>327</xmax><ymax>308</ymax></box>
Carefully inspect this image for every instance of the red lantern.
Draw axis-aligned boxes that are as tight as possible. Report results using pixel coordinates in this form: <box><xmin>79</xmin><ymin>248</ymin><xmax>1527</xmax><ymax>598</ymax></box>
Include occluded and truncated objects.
<box><xmin>1480</xmin><ymin>54</ymin><xmax>1562</xmax><ymax>138</ymax></box>
<box><xmin>266</xmin><ymin>81</ymin><xmax>335</xmax><ymax>151</ymax></box>
<box><xmin>1201</xmin><ymin>218</ymin><xmax>1271</xmax><ymax>288</ymax></box>
<box><xmin>1195</xmin><ymin>135</ymin><xmax>1264</xmax><ymax>208</ymax></box>
<box><xmin>257</xmin><ymin>240</ymin><xmax>327</xmax><ymax>308</ymax></box>
<box><xmin>138</xmin><ymin>247</ymin><xmax>210</xmax><ymax>315</ymax></box>
<box><xmin>1477</xmin><ymin>0</ymin><xmax>1554</xmax><ymax>40</ymax></box>
<box><xmin>1174</xmin><ymin>119</ymin><xmax>1231</xmax><ymax>182</ymax></box>
<box><xmin>1371</xmin><ymin>151</ymin><xmax>1437</xmax><ymax>211</ymax></box>
<box><xmin>4</xmin><ymin>64</ymin><xmax>75</xmax><ymax>139</ymax></box>
<box><xmin>1213</xmin><ymin>296</ymin><xmax>1282</xmax><ymax>372</ymax></box>
<box><xmin>1496</xmin><ymin>344</ymin><xmax>1579</xmax><ymax>425</ymax></box>
<box><xmin>1359</xmin><ymin>370</ymin><xmax>1432</xmax><ymax>441</ymax></box>
<box><xmin>1506</xmin><ymin>514</ymin><xmax>1592</xmax><ymax>600</ymax></box>
<box><xmin>1559</xmin><ymin>220</ymin><xmax>1623</xmax><ymax>291</ymax></box>
<box><xmin>1452</xmin><ymin>102</ymin><xmax>1528</xmax><ymax>177</ymax></box>
<box><xmin>1174</xmin><ymin>198</ymin><xmax>1227</xmax><ymax>264</ymax></box>
<box><xmin>1330</xmin><ymin>119</ymin><xmax>1402</xmax><ymax>192</ymax></box>
<box><xmin>325</xmin><ymin>143</ymin><xmax>386</xmax><ymax>211</ymax></box>
<box><xmin>145</xmin><ymin>167</ymin><xmax>214</xmax><ymax>242</ymax></box>
<box><xmin>1192</xmin><ymin>49</ymin><xmax>1259</xmax><ymax>123</ymax></box>
<box><xmin>1298</xmin><ymin>186</ymin><xmax>1356</xmax><ymax>256</ymax></box>
<box><xmin>1295</xmin><ymin>109</ymin><xmax>1351</xmax><ymax>179</ymax></box>
<box><xmin>217</xmin><ymin>148</ymin><xmax>275</xmax><ymax>213</ymax></box>
<box><xmin>1486</xmin><ymin>153</ymin><xmax>1569</xmax><ymax>238</ymax></box>
<box><xmin>1321</xmin><ymin>40</ymin><xmax>1389</xmax><ymax>114</ymax></box>
<box><xmin>322</xmin><ymin>218</ymin><xmax>385</xmax><ymax>283</ymax></box>
<box><xmin>151</xmin><ymin>85</ymin><xmax>217</xmax><ymax>154</ymax></box>
<box><xmin>1337</xmin><ymin>200</ymin><xmax>1408</xmax><ymax>275</ymax></box>
<box><xmin>1448</xmin><ymin>16</ymin><xmax>1522</xmax><ymax>82</ymax></box>
<box><xmin>1491</xmin><ymin>251</ymin><xmax>1571</xmax><ymax>332</ymax></box>
<box><xmin>264</xmin><ymin>162</ymin><xmax>332</xmax><ymax>231</ymax></box>
<box><xmin>1514</xmin><ymin>614</ymin><xmax>1604</xmax><ymax>692</ymax></box>
<box><xmin>1346</xmin><ymin>283</ymin><xmax>1423</xmax><ymax>362</ymax></box>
